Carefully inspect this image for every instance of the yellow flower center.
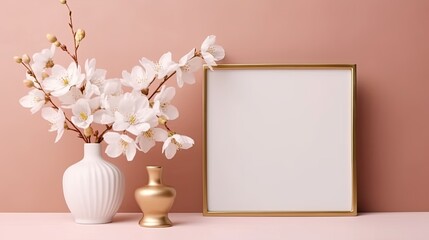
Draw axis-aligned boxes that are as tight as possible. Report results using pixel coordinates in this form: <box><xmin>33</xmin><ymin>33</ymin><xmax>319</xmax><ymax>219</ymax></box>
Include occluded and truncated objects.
<box><xmin>79</xmin><ymin>112</ymin><xmax>88</xmax><ymax>121</ymax></box>
<box><xmin>120</xmin><ymin>139</ymin><xmax>128</xmax><ymax>150</ymax></box>
<box><xmin>33</xmin><ymin>96</ymin><xmax>42</xmax><ymax>103</ymax></box>
<box><xmin>154</xmin><ymin>62</ymin><xmax>163</xmax><ymax>72</ymax></box>
<box><xmin>61</xmin><ymin>76</ymin><xmax>70</xmax><ymax>86</ymax></box>
<box><xmin>181</xmin><ymin>64</ymin><xmax>190</xmax><ymax>72</ymax></box>
<box><xmin>136</xmin><ymin>77</ymin><xmax>145</xmax><ymax>84</ymax></box>
<box><xmin>144</xmin><ymin>129</ymin><xmax>153</xmax><ymax>139</ymax></box>
<box><xmin>171</xmin><ymin>138</ymin><xmax>182</xmax><ymax>149</ymax></box>
<box><xmin>207</xmin><ymin>46</ymin><xmax>216</xmax><ymax>54</ymax></box>
<box><xmin>129</xmin><ymin>115</ymin><xmax>137</xmax><ymax>125</ymax></box>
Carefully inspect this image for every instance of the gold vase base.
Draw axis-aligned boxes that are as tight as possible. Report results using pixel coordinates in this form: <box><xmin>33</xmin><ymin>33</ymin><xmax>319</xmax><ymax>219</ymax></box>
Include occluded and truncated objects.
<box><xmin>139</xmin><ymin>216</ymin><xmax>173</xmax><ymax>228</ymax></box>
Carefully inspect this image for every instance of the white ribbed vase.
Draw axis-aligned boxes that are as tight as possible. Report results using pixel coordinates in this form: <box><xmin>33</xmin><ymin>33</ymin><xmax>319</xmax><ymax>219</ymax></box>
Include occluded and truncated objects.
<box><xmin>63</xmin><ymin>143</ymin><xmax>125</xmax><ymax>224</ymax></box>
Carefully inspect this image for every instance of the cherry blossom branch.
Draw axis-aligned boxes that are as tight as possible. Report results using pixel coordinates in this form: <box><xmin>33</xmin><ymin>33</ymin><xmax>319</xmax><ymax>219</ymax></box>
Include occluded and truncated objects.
<box><xmin>60</xmin><ymin>44</ymin><xmax>77</xmax><ymax>63</ymax></box>
<box><xmin>148</xmin><ymin>54</ymin><xmax>201</xmax><ymax>100</ymax></box>
<box><xmin>148</xmin><ymin>72</ymin><xmax>176</xmax><ymax>100</ymax></box>
<box><xmin>147</xmin><ymin>77</ymin><xmax>157</xmax><ymax>90</ymax></box>
<box><xmin>64</xmin><ymin>2</ymin><xmax>79</xmax><ymax>65</ymax></box>
<box><xmin>20</xmin><ymin>63</ymin><xmax>89</xmax><ymax>143</ymax></box>
<box><xmin>164</xmin><ymin>123</ymin><xmax>173</xmax><ymax>132</ymax></box>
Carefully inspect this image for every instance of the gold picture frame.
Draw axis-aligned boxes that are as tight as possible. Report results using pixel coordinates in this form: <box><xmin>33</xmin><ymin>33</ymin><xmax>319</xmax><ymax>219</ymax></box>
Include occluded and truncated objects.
<box><xmin>203</xmin><ymin>64</ymin><xmax>356</xmax><ymax>216</ymax></box>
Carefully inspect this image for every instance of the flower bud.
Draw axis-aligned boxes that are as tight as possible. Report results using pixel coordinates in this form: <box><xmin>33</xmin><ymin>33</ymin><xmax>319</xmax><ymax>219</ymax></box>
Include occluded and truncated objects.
<box><xmin>46</xmin><ymin>34</ymin><xmax>57</xmax><ymax>43</ymax></box>
<box><xmin>22</xmin><ymin>54</ymin><xmax>31</xmax><ymax>64</ymax></box>
<box><xmin>75</xmin><ymin>29</ymin><xmax>85</xmax><ymax>43</ymax></box>
<box><xmin>13</xmin><ymin>56</ymin><xmax>22</xmax><ymax>63</ymax></box>
<box><xmin>158</xmin><ymin>116</ymin><xmax>168</xmax><ymax>125</ymax></box>
<box><xmin>54</xmin><ymin>41</ymin><xmax>61</xmax><ymax>47</ymax></box>
<box><xmin>23</xmin><ymin>79</ymin><xmax>34</xmax><ymax>88</ymax></box>
<box><xmin>41</xmin><ymin>72</ymin><xmax>50</xmax><ymax>80</ymax></box>
<box><xmin>60</xmin><ymin>0</ymin><xmax>67</xmax><ymax>4</ymax></box>
<box><xmin>168</xmin><ymin>131</ymin><xmax>175</xmax><ymax>137</ymax></box>
<box><xmin>84</xmin><ymin>127</ymin><xmax>94</xmax><ymax>137</ymax></box>
<box><xmin>141</xmin><ymin>88</ymin><xmax>149</xmax><ymax>95</ymax></box>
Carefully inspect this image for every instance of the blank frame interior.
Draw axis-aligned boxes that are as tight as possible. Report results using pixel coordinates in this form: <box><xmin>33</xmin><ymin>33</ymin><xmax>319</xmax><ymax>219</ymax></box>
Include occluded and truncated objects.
<box><xmin>203</xmin><ymin>64</ymin><xmax>356</xmax><ymax>216</ymax></box>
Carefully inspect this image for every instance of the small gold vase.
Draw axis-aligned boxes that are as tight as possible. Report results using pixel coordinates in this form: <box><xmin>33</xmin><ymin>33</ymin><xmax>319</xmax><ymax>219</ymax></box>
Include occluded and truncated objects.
<box><xmin>135</xmin><ymin>166</ymin><xmax>176</xmax><ymax>228</ymax></box>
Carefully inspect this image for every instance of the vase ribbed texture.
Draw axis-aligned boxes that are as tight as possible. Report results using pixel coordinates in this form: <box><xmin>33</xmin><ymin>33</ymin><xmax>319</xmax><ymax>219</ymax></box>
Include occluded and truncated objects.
<box><xmin>63</xmin><ymin>143</ymin><xmax>125</xmax><ymax>224</ymax></box>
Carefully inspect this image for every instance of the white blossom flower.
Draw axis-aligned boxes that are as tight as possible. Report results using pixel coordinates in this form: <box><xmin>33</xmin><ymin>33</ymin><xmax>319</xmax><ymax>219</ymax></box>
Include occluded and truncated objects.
<box><xmin>42</xmin><ymin>63</ymin><xmax>85</xmax><ymax>97</ymax></box>
<box><xmin>153</xmin><ymin>86</ymin><xmax>179</xmax><ymax>120</ymax></box>
<box><xmin>71</xmin><ymin>99</ymin><xmax>93</xmax><ymax>129</ymax></box>
<box><xmin>32</xmin><ymin>44</ymin><xmax>56</xmax><ymax>71</ymax></box>
<box><xmin>101</xmin><ymin>79</ymin><xmax>122</xmax><ymax>96</ymax></box>
<box><xmin>85</xmin><ymin>58</ymin><xmax>107</xmax><ymax>96</ymax></box>
<box><xmin>104</xmin><ymin>132</ymin><xmax>137</xmax><ymax>161</ymax></box>
<box><xmin>41</xmin><ymin>107</ymin><xmax>65</xmax><ymax>143</ymax></box>
<box><xmin>58</xmin><ymin>86</ymin><xmax>83</xmax><ymax>107</ymax></box>
<box><xmin>121</xmin><ymin>65</ymin><xmax>155</xmax><ymax>91</ymax></box>
<box><xmin>137</xmin><ymin>128</ymin><xmax>168</xmax><ymax>153</ymax></box>
<box><xmin>162</xmin><ymin>134</ymin><xmax>194</xmax><ymax>159</ymax></box>
<box><xmin>140</xmin><ymin>52</ymin><xmax>178</xmax><ymax>79</ymax></box>
<box><xmin>113</xmin><ymin>93</ymin><xmax>157</xmax><ymax>135</ymax></box>
<box><xmin>93</xmin><ymin>94</ymin><xmax>121</xmax><ymax>124</ymax></box>
<box><xmin>92</xmin><ymin>81</ymin><xmax>123</xmax><ymax>125</ymax></box>
<box><xmin>200</xmin><ymin>35</ymin><xmax>225</xmax><ymax>70</ymax></box>
<box><xmin>19</xmin><ymin>89</ymin><xmax>46</xmax><ymax>114</ymax></box>
<box><xmin>176</xmin><ymin>48</ymin><xmax>203</xmax><ymax>88</ymax></box>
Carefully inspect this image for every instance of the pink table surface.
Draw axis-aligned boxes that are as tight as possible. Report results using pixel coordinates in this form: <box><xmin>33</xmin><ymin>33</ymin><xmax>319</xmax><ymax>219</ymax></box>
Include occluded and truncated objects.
<box><xmin>0</xmin><ymin>212</ymin><xmax>428</xmax><ymax>240</ymax></box>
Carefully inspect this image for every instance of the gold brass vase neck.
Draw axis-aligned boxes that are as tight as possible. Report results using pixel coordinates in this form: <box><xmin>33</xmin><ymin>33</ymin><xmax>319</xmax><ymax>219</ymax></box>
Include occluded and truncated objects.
<box><xmin>147</xmin><ymin>166</ymin><xmax>163</xmax><ymax>186</ymax></box>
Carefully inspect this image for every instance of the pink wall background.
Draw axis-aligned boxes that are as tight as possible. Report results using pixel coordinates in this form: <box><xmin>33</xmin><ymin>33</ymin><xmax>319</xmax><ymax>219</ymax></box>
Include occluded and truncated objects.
<box><xmin>1</xmin><ymin>0</ymin><xmax>429</xmax><ymax>212</ymax></box>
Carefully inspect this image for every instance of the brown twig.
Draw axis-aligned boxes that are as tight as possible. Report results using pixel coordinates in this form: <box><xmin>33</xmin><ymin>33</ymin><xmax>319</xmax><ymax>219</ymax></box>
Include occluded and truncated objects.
<box><xmin>147</xmin><ymin>54</ymin><xmax>201</xmax><ymax>100</ymax></box>
<box><xmin>65</xmin><ymin>3</ymin><xmax>78</xmax><ymax>65</ymax></box>
<box><xmin>164</xmin><ymin>123</ymin><xmax>173</xmax><ymax>132</ymax></box>
<box><xmin>97</xmin><ymin>124</ymin><xmax>112</xmax><ymax>143</ymax></box>
<box><xmin>148</xmin><ymin>71</ymin><xmax>176</xmax><ymax>100</ymax></box>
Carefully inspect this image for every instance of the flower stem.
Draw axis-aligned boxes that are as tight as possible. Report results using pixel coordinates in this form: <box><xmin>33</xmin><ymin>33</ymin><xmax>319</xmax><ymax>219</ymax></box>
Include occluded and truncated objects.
<box><xmin>148</xmin><ymin>71</ymin><xmax>176</xmax><ymax>100</ymax></box>
<box><xmin>65</xmin><ymin>3</ymin><xmax>78</xmax><ymax>65</ymax></box>
<box><xmin>164</xmin><ymin>123</ymin><xmax>172</xmax><ymax>132</ymax></box>
<box><xmin>96</xmin><ymin>124</ymin><xmax>112</xmax><ymax>143</ymax></box>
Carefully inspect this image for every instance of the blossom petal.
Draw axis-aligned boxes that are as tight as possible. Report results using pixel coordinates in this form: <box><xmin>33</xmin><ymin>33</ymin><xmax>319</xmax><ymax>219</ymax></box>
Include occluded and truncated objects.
<box><xmin>201</xmin><ymin>35</ymin><xmax>216</xmax><ymax>52</ymax></box>
<box><xmin>93</xmin><ymin>110</ymin><xmax>115</xmax><ymax>124</ymax></box>
<box><xmin>138</xmin><ymin>135</ymin><xmax>156</xmax><ymax>153</ymax></box>
<box><xmin>152</xmin><ymin>128</ymin><xmax>168</xmax><ymax>142</ymax></box>
<box><xmin>164</xmin><ymin>105</ymin><xmax>179</xmax><ymax>120</ymax></box>
<box><xmin>19</xmin><ymin>95</ymin><xmax>35</xmax><ymax>108</ymax></box>
<box><xmin>164</xmin><ymin>144</ymin><xmax>177</xmax><ymax>159</ymax></box>
<box><xmin>212</xmin><ymin>45</ymin><xmax>225</xmax><ymax>61</ymax></box>
<box><xmin>58</xmin><ymin>87</ymin><xmax>83</xmax><ymax>107</ymax></box>
<box><xmin>179</xmin><ymin>48</ymin><xmax>196</xmax><ymax>66</ymax></box>
<box><xmin>55</xmin><ymin>128</ymin><xmax>64</xmax><ymax>143</ymax></box>
<box><xmin>162</xmin><ymin>137</ymin><xmax>172</xmax><ymax>152</ymax></box>
<box><xmin>51</xmin><ymin>85</ymin><xmax>71</xmax><ymax>97</ymax></box>
<box><xmin>177</xmin><ymin>135</ymin><xmax>194</xmax><ymax>149</ymax></box>
<box><xmin>181</xmin><ymin>71</ymin><xmax>196</xmax><ymax>85</ymax></box>
<box><xmin>41</xmin><ymin>107</ymin><xmax>58</xmax><ymax>122</ymax></box>
<box><xmin>103</xmin><ymin>132</ymin><xmax>121</xmax><ymax>144</ymax></box>
<box><xmin>163</xmin><ymin>87</ymin><xmax>176</xmax><ymax>102</ymax></box>
<box><xmin>106</xmin><ymin>144</ymin><xmax>123</xmax><ymax>158</ymax></box>
<box><xmin>31</xmin><ymin>102</ymin><xmax>45</xmax><ymax>114</ymax></box>
<box><xmin>201</xmin><ymin>52</ymin><xmax>217</xmax><ymax>69</ymax></box>
<box><xmin>72</xmin><ymin>99</ymin><xmax>91</xmax><ymax>116</ymax></box>
<box><xmin>176</xmin><ymin>70</ymin><xmax>185</xmax><ymax>88</ymax></box>
<box><xmin>125</xmin><ymin>144</ymin><xmax>137</xmax><ymax>161</ymax></box>
<box><xmin>42</xmin><ymin>77</ymin><xmax>63</xmax><ymax>91</ymax></box>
